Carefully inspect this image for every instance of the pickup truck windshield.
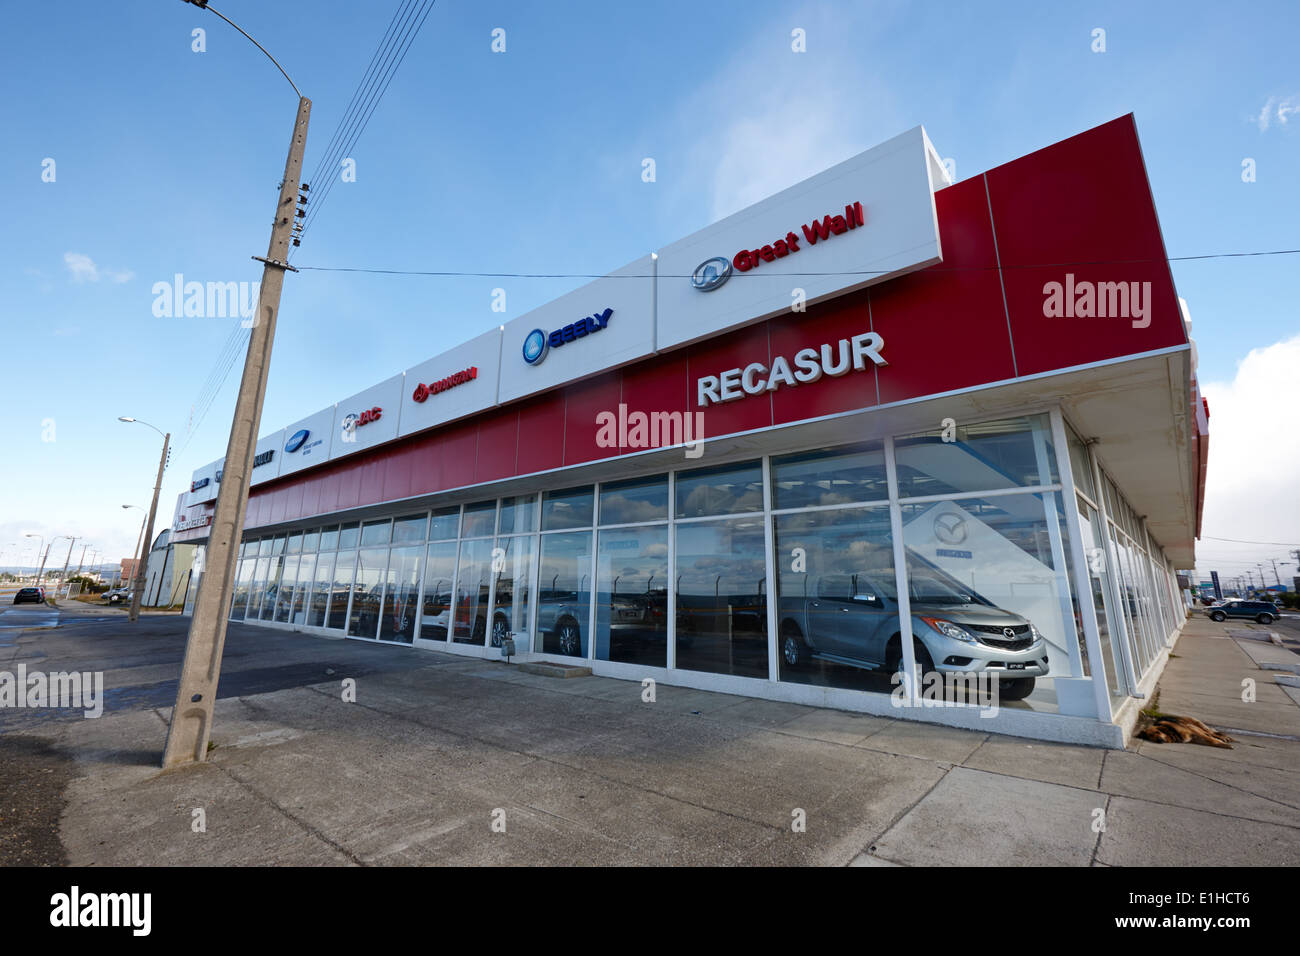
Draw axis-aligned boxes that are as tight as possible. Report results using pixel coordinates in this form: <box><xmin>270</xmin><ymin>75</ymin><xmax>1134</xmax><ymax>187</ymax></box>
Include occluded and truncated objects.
<box><xmin>909</xmin><ymin>571</ymin><xmax>973</xmax><ymax>605</ymax></box>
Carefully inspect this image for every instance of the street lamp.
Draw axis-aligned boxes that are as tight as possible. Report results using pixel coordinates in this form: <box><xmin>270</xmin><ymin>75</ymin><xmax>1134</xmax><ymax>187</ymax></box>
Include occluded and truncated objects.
<box><xmin>164</xmin><ymin>2</ymin><xmax>312</xmax><ymax>769</ymax></box>
<box><xmin>118</xmin><ymin>418</ymin><xmax>170</xmax><ymax>623</ymax></box>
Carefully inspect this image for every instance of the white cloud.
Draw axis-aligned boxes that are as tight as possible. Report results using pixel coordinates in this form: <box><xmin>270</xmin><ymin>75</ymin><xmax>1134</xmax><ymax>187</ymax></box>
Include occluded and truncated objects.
<box><xmin>661</xmin><ymin>9</ymin><xmax>902</xmax><ymax>224</ymax></box>
<box><xmin>64</xmin><ymin>252</ymin><xmax>133</xmax><ymax>284</ymax></box>
<box><xmin>1196</xmin><ymin>335</ymin><xmax>1300</xmax><ymax>581</ymax></box>
<box><xmin>1255</xmin><ymin>94</ymin><xmax>1300</xmax><ymax>132</ymax></box>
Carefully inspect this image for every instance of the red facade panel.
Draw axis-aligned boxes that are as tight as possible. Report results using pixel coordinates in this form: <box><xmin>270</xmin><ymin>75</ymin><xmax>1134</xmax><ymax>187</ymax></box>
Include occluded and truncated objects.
<box><xmin>985</xmin><ymin>114</ymin><xmax>1186</xmax><ymax>376</ymax></box>
<box><xmin>687</xmin><ymin>322</ymin><xmax>773</xmax><ymax>438</ymax></box>
<box><xmin>515</xmin><ymin>392</ymin><xmax>566</xmax><ymax>475</ymax></box>
<box><xmin>475</xmin><ymin>409</ymin><xmax>520</xmax><ymax>483</ymax></box>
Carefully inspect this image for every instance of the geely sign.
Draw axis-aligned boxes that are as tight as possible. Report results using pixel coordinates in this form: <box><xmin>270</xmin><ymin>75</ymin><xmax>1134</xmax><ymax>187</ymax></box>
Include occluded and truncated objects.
<box><xmin>285</xmin><ymin>429</ymin><xmax>310</xmax><ymax>453</ymax></box>
<box><xmin>691</xmin><ymin>256</ymin><xmax>732</xmax><ymax>292</ymax></box>
<box><xmin>522</xmin><ymin>328</ymin><xmax>549</xmax><ymax>366</ymax></box>
<box><xmin>522</xmin><ymin>308</ymin><xmax>613</xmax><ymax>367</ymax></box>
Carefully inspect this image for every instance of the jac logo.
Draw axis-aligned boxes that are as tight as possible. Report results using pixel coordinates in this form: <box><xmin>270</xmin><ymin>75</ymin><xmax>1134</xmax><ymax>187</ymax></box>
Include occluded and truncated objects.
<box><xmin>413</xmin><ymin>367</ymin><xmax>477</xmax><ymax>402</ymax></box>
<box><xmin>342</xmin><ymin>407</ymin><xmax>383</xmax><ymax>434</ymax></box>
<box><xmin>190</xmin><ymin>477</ymin><xmax>210</xmax><ymax>492</ymax></box>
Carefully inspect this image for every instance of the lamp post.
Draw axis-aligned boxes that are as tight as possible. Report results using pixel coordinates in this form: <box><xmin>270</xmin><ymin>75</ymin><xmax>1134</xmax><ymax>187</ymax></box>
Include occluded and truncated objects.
<box><xmin>119</xmin><ymin>418</ymin><xmax>170</xmax><ymax>623</ymax></box>
<box><xmin>164</xmin><ymin>1</ymin><xmax>311</xmax><ymax>769</ymax></box>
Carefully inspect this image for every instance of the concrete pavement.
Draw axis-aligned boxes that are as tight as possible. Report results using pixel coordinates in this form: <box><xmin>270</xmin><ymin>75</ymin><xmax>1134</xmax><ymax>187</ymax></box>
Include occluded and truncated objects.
<box><xmin>3</xmin><ymin>600</ymin><xmax>1298</xmax><ymax>865</ymax></box>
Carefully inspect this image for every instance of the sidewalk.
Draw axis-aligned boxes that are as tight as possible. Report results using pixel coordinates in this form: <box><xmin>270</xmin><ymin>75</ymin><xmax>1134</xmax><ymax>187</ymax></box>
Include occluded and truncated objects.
<box><xmin>6</xmin><ymin>609</ymin><xmax>1299</xmax><ymax>866</ymax></box>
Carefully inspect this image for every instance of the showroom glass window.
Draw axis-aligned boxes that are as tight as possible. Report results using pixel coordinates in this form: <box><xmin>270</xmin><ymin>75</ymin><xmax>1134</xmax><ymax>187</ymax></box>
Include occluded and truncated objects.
<box><xmin>536</xmin><ymin>530</ymin><xmax>592</xmax><ymax>657</ymax></box>
<box><xmin>675</xmin><ymin>515</ymin><xmax>768</xmax><ymax>678</ymax></box>
<box><xmin>771</xmin><ymin>443</ymin><xmax>895</xmax><ymax>692</ymax></box>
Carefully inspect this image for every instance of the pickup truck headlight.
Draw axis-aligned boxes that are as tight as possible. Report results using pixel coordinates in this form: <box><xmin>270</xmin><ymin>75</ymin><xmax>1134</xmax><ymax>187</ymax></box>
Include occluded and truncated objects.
<box><xmin>1028</xmin><ymin>623</ymin><xmax>1044</xmax><ymax>644</ymax></box>
<box><xmin>919</xmin><ymin>617</ymin><xmax>977</xmax><ymax>644</ymax></box>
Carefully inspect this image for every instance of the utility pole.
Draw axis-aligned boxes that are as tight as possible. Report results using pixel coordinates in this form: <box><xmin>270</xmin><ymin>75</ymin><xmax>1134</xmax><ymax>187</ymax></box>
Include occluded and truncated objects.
<box><xmin>57</xmin><ymin>537</ymin><xmax>77</xmax><ymax>598</ymax></box>
<box><xmin>163</xmin><ymin>95</ymin><xmax>311</xmax><ymax>769</ymax></box>
<box><xmin>1268</xmin><ymin>557</ymin><xmax>1282</xmax><ymax>588</ymax></box>
<box><xmin>74</xmin><ymin>543</ymin><xmax>89</xmax><ymax>578</ymax></box>
<box><xmin>128</xmin><ymin>431</ymin><xmax>170</xmax><ymax>623</ymax></box>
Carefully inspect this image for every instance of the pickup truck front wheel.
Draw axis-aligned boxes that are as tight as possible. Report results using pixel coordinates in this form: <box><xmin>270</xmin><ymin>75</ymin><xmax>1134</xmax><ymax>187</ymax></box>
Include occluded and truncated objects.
<box><xmin>781</xmin><ymin>624</ymin><xmax>809</xmax><ymax>668</ymax></box>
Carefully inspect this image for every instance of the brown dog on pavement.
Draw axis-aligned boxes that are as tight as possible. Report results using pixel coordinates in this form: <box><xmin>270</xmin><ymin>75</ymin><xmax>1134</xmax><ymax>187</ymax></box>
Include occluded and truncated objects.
<box><xmin>1137</xmin><ymin>714</ymin><xmax>1234</xmax><ymax>748</ymax></box>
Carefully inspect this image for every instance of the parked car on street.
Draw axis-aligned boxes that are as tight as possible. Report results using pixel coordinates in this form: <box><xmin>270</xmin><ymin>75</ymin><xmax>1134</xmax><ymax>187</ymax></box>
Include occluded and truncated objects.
<box><xmin>102</xmin><ymin>587</ymin><xmax>133</xmax><ymax>605</ymax></box>
<box><xmin>12</xmin><ymin>587</ymin><xmax>45</xmax><ymax>605</ymax></box>
<box><xmin>1203</xmin><ymin>599</ymin><xmax>1280</xmax><ymax>624</ymax></box>
<box><xmin>778</xmin><ymin>557</ymin><xmax>1050</xmax><ymax>701</ymax></box>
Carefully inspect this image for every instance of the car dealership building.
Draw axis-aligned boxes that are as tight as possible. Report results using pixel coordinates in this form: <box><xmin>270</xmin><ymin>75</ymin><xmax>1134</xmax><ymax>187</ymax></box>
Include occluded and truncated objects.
<box><xmin>172</xmin><ymin>115</ymin><xmax>1209</xmax><ymax>748</ymax></box>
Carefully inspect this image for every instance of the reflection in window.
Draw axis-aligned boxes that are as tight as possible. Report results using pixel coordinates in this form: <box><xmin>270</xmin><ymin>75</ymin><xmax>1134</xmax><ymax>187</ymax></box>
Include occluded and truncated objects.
<box><xmin>894</xmin><ymin>415</ymin><xmax>1058</xmax><ymax>499</ymax></box>
<box><xmin>273</xmin><ymin>555</ymin><xmax>299</xmax><ymax>623</ymax></box>
<box><xmin>675</xmin><ymin>517</ymin><xmax>768</xmax><ymax>678</ymax></box>
<box><xmin>259</xmin><ymin>555</ymin><xmax>284</xmax><ymax>621</ymax></box>
<box><xmin>347</xmin><ymin>548</ymin><xmax>387</xmax><ymax>638</ymax></box>
<box><xmin>429</xmin><ymin>507</ymin><xmax>460</xmax><ymax>541</ymax></box>
<box><xmin>248</xmin><ymin>557</ymin><xmax>270</xmax><ymax>618</ymax></box>
<box><xmin>453</xmin><ymin>538</ymin><xmax>492</xmax><ymax>644</ymax></box>
<box><xmin>490</xmin><ymin>535</ymin><xmax>534</xmax><ymax>647</ymax></box>
<box><xmin>230</xmin><ymin>557</ymin><xmax>254</xmax><ymax>619</ymax></box>
<box><xmin>338</xmin><ymin>523</ymin><xmax>360</xmax><ymax>550</ymax></box>
<box><xmin>599</xmin><ymin>476</ymin><xmax>668</xmax><ymax>525</ymax></box>
<box><xmin>292</xmin><ymin>553</ymin><xmax>316</xmax><ymax>625</ymax></box>
<box><xmin>307</xmin><ymin>552</ymin><xmax>334</xmax><ymax>628</ymax></box>
<box><xmin>379</xmin><ymin>546</ymin><xmax>422</xmax><ymax>643</ymax></box>
<box><xmin>596</xmin><ymin>526</ymin><xmax>668</xmax><ymax>666</ymax></box>
<box><xmin>319</xmin><ymin>526</ymin><xmax>340</xmax><ymax>551</ymax></box>
<box><xmin>326</xmin><ymin>551</ymin><xmax>356</xmax><ymax>630</ymax></box>
<box><xmin>675</xmin><ymin>461</ymin><xmax>763</xmax><ymax>518</ymax></box>
<box><xmin>542</xmin><ymin>487</ymin><xmax>594</xmax><ymax>531</ymax></box>
<box><xmin>392</xmin><ymin>514</ymin><xmax>427</xmax><ymax>544</ymax></box>
<box><xmin>772</xmin><ymin>443</ymin><xmax>887</xmax><ymax>511</ymax></box>
<box><xmin>536</xmin><ymin>531</ymin><xmax>592</xmax><ymax>657</ymax></box>
<box><xmin>462</xmin><ymin>501</ymin><xmax>497</xmax><ymax>539</ymax></box>
<box><xmin>774</xmin><ymin>506</ymin><xmax>895</xmax><ymax>692</ymax></box>
<box><xmin>498</xmin><ymin>495</ymin><xmax>538</xmax><ymax>535</ymax></box>
<box><xmin>360</xmin><ymin>520</ymin><xmax>390</xmax><ymax>548</ymax></box>
<box><xmin>419</xmin><ymin>541</ymin><xmax>457</xmax><ymax>641</ymax></box>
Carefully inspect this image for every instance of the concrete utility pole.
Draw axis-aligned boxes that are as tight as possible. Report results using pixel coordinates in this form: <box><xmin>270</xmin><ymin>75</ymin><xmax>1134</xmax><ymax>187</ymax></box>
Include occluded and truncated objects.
<box><xmin>163</xmin><ymin>94</ymin><xmax>311</xmax><ymax>769</ymax></box>
<box><xmin>57</xmin><ymin>537</ymin><xmax>77</xmax><ymax>596</ymax></box>
<box><xmin>125</xmin><ymin>427</ymin><xmax>170</xmax><ymax>623</ymax></box>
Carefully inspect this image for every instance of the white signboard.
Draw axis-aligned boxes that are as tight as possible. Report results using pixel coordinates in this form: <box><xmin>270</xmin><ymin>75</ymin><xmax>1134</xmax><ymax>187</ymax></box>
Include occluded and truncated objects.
<box><xmin>655</xmin><ymin>126</ymin><xmax>947</xmax><ymax>351</ymax></box>
<box><xmin>328</xmin><ymin>374</ymin><xmax>404</xmax><ymax>461</ymax></box>
<box><xmin>400</xmin><ymin>329</ymin><xmax>504</xmax><ymax>437</ymax></box>
<box><xmin>497</xmin><ymin>255</ymin><xmax>656</xmax><ymax>404</ymax></box>
<box><xmin>187</xmin><ymin>459</ymin><xmax>220</xmax><ymax>505</ymax></box>
<box><xmin>279</xmin><ymin>406</ymin><xmax>336</xmax><ymax>477</ymax></box>
<box><xmin>247</xmin><ymin>429</ymin><xmax>285</xmax><ymax>487</ymax></box>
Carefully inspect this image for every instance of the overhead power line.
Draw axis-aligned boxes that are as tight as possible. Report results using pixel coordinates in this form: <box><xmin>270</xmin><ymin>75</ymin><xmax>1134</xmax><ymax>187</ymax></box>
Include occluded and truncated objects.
<box><xmin>294</xmin><ymin>0</ymin><xmax>436</xmax><ymax>254</ymax></box>
<box><xmin>292</xmin><ymin>248</ymin><xmax>1300</xmax><ymax>280</ymax></box>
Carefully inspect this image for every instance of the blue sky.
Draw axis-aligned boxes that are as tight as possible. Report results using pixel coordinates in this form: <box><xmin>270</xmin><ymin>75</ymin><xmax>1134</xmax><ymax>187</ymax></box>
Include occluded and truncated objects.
<box><xmin>2</xmin><ymin>0</ymin><xmax>1297</xmax><ymax>582</ymax></box>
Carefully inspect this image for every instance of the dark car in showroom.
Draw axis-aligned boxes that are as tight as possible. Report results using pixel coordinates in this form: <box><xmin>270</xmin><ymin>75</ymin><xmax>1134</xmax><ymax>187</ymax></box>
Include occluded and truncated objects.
<box><xmin>12</xmin><ymin>587</ymin><xmax>45</xmax><ymax>605</ymax></box>
<box><xmin>1203</xmin><ymin>599</ymin><xmax>1280</xmax><ymax>624</ymax></box>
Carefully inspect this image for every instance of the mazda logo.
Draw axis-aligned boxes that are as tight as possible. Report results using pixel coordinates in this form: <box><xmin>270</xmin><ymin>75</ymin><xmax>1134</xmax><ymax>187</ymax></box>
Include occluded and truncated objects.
<box><xmin>933</xmin><ymin>512</ymin><xmax>968</xmax><ymax>545</ymax></box>
<box><xmin>1003</xmin><ymin>627</ymin><xmax>1016</xmax><ymax>638</ymax></box>
<box><xmin>522</xmin><ymin>328</ymin><xmax>549</xmax><ymax>365</ymax></box>
<box><xmin>691</xmin><ymin>256</ymin><xmax>733</xmax><ymax>292</ymax></box>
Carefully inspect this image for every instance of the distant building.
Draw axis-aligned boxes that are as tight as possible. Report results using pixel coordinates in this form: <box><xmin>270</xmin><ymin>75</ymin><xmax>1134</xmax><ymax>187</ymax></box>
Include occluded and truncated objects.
<box><xmin>142</xmin><ymin>529</ymin><xmax>198</xmax><ymax>608</ymax></box>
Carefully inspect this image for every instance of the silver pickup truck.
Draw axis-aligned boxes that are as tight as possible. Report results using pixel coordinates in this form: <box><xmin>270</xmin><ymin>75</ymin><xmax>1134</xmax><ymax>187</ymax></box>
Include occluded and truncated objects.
<box><xmin>778</xmin><ymin>564</ymin><xmax>1049</xmax><ymax>700</ymax></box>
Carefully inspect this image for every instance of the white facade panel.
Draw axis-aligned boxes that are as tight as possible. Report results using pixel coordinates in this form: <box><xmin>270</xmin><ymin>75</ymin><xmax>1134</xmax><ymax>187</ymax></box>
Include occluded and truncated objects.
<box><xmin>328</xmin><ymin>374</ymin><xmax>404</xmax><ymax>461</ymax></box>
<box><xmin>654</xmin><ymin>126</ymin><xmax>945</xmax><ymax>351</ymax></box>
<box><xmin>279</xmin><ymin>406</ymin><xmax>336</xmax><ymax>476</ymax></box>
<box><xmin>399</xmin><ymin>328</ymin><xmax>504</xmax><ymax>438</ymax></box>
<box><xmin>497</xmin><ymin>255</ymin><xmax>656</xmax><ymax>404</ymax></box>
